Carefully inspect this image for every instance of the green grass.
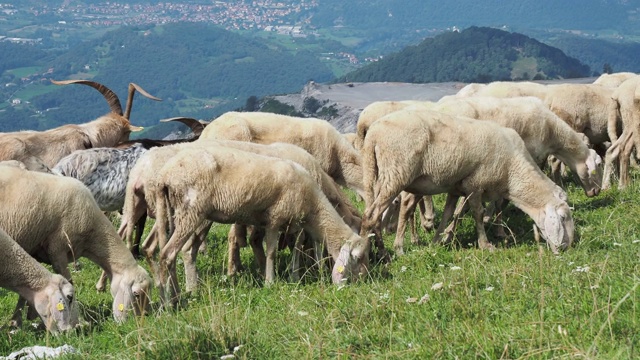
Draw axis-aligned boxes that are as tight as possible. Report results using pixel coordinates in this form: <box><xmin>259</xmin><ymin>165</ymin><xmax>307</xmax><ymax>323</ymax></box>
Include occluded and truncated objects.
<box><xmin>1</xmin><ymin>176</ymin><xmax>639</xmax><ymax>359</ymax></box>
<box><xmin>6</xmin><ymin>66</ymin><xmax>42</xmax><ymax>78</ymax></box>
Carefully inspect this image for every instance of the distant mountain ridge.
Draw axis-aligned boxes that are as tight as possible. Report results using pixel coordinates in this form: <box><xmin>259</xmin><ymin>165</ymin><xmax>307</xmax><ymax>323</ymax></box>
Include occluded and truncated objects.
<box><xmin>338</xmin><ymin>27</ymin><xmax>590</xmax><ymax>83</ymax></box>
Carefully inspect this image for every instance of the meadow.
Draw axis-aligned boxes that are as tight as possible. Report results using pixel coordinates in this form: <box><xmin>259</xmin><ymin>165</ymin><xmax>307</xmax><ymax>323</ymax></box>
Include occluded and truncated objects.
<box><xmin>0</xmin><ymin>174</ymin><xmax>638</xmax><ymax>359</ymax></box>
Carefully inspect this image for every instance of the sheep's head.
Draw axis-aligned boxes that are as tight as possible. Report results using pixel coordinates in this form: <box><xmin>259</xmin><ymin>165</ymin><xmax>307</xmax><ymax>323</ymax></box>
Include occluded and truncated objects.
<box><xmin>534</xmin><ymin>201</ymin><xmax>574</xmax><ymax>254</ymax></box>
<box><xmin>574</xmin><ymin>149</ymin><xmax>603</xmax><ymax>197</ymax></box>
<box><xmin>331</xmin><ymin>235</ymin><xmax>369</xmax><ymax>284</ymax></box>
<box><xmin>32</xmin><ymin>274</ymin><xmax>78</xmax><ymax>333</ymax></box>
<box><xmin>111</xmin><ymin>265</ymin><xmax>152</xmax><ymax>322</ymax></box>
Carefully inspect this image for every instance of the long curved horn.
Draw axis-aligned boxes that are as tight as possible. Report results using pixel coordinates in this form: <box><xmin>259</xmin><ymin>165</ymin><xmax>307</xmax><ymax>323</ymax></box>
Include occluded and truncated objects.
<box><xmin>160</xmin><ymin>117</ymin><xmax>209</xmax><ymax>136</ymax></box>
<box><xmin>123</xmin><ymin>83</ymin><xmax>162</xmax><ymax>120</ymax></box>
<box><xmin>51</xmin><ymin>79</ymin><xmax>123</xmax><ymax>116</ymax></box>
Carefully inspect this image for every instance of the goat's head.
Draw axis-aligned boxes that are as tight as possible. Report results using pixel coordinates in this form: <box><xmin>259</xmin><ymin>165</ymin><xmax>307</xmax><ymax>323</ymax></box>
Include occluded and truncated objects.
<box><xmin>332</xmin><ymin>234</ymin><xmax>370</xmax><ymax>284</ymax></box>
<box><xmin>110</xmin><ymin>265</ymin><xmax>152</xmax><ymax>322</ymax></box>
<box><xmin>32</xmin><ymin>274</ymin><xmax>79</xmax><ymax>333</ymax></box>
<box><xmin>51</xmin><ymin>79</ymin><xmax>161</xmax><ymax>139</ymax></box>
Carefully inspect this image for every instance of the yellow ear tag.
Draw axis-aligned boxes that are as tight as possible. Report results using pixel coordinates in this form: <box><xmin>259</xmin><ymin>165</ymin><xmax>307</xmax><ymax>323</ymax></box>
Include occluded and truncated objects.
<box><xmin>56</xmin><ymin>302</ymin><xmax>65</xmax><ymax>311</ymax></box>
<box><xmin>590</xmin><ymin>169</ymin><xmax>596</xmax><ymax>175</ymax></box>
<box><xmin>118</xmin><ymin>303</ymin><xmax>125</xmax><ymax>312</ymax></box>
<box><xmin>337</xmin><ymin>265</ymin><xmax>345</xmax><ymax>274</ymax></box>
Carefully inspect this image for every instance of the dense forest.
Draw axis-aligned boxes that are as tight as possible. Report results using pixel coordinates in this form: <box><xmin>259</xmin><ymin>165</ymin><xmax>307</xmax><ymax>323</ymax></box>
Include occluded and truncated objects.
<box><xmin>338</xmin><ymin>27</ymin><xmax>591</xmax><ymax>84</ymax></box>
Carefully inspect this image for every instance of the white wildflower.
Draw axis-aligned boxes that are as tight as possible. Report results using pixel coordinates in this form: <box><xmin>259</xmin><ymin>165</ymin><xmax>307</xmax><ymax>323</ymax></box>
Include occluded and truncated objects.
<box><xmin>633</xmin><ymin>240</ymin><xmax>640</xmax><ymax>244</ymax></box>
<box><xmin>431</xmin><ymin>282</ymin><xmax>444</xmax><ymax>291</ymax></box>
<box><xmin>485</xmin><ymin>286</ymin><xmax>494</xmax><ymax>292</ymax></box>
<box><xmin>573</xmin><ymin>265</ymin><xmax>590</xmax><ymax>273</ymax></box>
<box><xmin>418</xmin><ymin>294</ymin><xmax>430</xmax><ymax>304</ymax></box>
<box><xmin>297</xmin><ymin>311</ymin><xmax>309</xmax><ymax>316</ymax></box>
<box><xmin>234</xmin><ymin>345</ymin><xmax>244</xmax><ymax>353</ymax></box>
<box><xmin>450</xmin><ymin>266</ymin><xmax>461</xmax><ymax>271</ymax></box>
<box><xmin>613</xmin><ymin>242</ymin><xmax>622</xmax><ymax>247</ymax></box>
<box><xmin>220</xmin><ymin>355</ymin><xmax>235</xmax><ymax>360</ymax></box>
<box><xmin>401</xmin><ymin>266</ymin><xmax>407</xmax><ymax>272</ymax></box>
<box><xmin>406</xmin><ymin>297</ymin><xmax>418</xmax><ymax>303</ymax></box>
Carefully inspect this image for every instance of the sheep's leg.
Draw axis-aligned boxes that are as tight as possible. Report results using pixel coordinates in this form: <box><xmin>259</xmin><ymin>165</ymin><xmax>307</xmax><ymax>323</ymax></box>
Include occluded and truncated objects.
<box><xmin>393</xmin><ymin>192</ymin><xmax>418</xmax><ymax>255</ymax></box>
<box><xmin>468</xmin><ymin>194</ymin><xmax>495</xmax><ymax>251</ymax></box>
<box><xmin>492</xmin><ymin>199</ymin><xmax>508</xmax><ymax>239</ymax></box>
<box><xmin>141</xmin><ymin>225</ymin><xmax>161</xmax><ymax>285</ymax></box>
<box><xmin>182</xmin><ymin>221</ymin><xmax>212</xmax><ymax>293</ymax></box>
<box><xmin>290</xmin><ymin>231</ymin><xmax>306</xmax><ymax>282</ymax></box>
<box><xmin>263</xmin><ymin>228</ymin><xmax>280</xmax><ymax>285</ymax></box>
<box><xmin>619</xmin><ymin>130</ymin><xmax>636</xmax><ymax>189</ymax></box>
<box><xmin>249</xmin><ymin>227</ymin><xmax>267</xmax><ymax>273</ymax></box>
<box><xmin>9</xmin><ymin>296</ymin><xmax>28</xmax><ymax>328</ymax></box>
<box><xmin>95</xmin><ymin>271</ymin><xmax>109</xmax><ymax>292</ymax></box>
<box><xmin>433</xmin><ymin>194</ymin><xmax>460</xmax><ymax>244</ymax></box>
<box><xmin>548</xmin><ymin>156</ymin><xmax>564</xmax><ymax>185</ymax></box>
<box><xmin>380</xmin><ymin>197</ymin><xmax>399</xmax><ymax>234</ymax></box>
<box><xmin>227</xmin><ymin>224</ymin><xmax>247</xmax><ymax>277</ymax></box>
<box><xmin>603</xmin><ymin>131</ymin><xmax>627</xmax><ymax>190</ymax></box>
<box><xmin>158</xmin><ymin>220</ymin><xmax>201</xmax><ymax>307</ymax></box>
<box><xmin>131</xmin><ymin>215</ymin><xmax>147</xmax><ymax>259</ymax></box>
<box><xmin>418</xmin><ymin>195</ymin><xmax>435</xmax><ymax>232</ymax></box>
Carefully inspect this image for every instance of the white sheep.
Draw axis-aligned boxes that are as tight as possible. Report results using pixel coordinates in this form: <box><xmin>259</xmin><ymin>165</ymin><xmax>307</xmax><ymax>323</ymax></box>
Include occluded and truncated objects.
<box><xmin>456</xmin><ymin>81</ymin><xmax>548</xmax><ymax>99</ymax></box>
<box><xmin>457</xmin><ymin>81</ymin><xmax>620</xmax><ymax>152</ymax></box>
<box><xmin>433</xmin><ymin>96</ymin><xmax>603</xmax><ymax>196</ymax></box>
<box><xmin>0</xmin><ymin>227</ymin><xmax>78</xmax><ymax>333</ymax></box>
<box><xmin>198</xmin><ymin>111</ymin><xmax>365</xmax><ymax>197</ymax></box>
<box><xmin>593</xmin><ymin>72</ymin><xmax>637</xmax><ymax>88</ymax></box>
<box><xmin>0</xmin><ymin>80</ymin><xmax>160</xmax><ymax>169</ymax></box>
<box><xmin>116</xmin><ymin>138</ymin><xmax>361</xmax><ymax>291</ymax></box>
<box><xmin>0</xmin><ymin>164</ymin><xmax>152</xmax><ymax>323</ymax></box>
<box><xmin>603</xmin><ymin>75</ymin><xmax>640</xmax><ymax>189</ymax></box>
<box><xmin>359</xmin><ymin>108</ymin><xmax>574</xmax><ymax>255</ymax></box>
<box><xmin>355</xmin><ymin>100</ymin><xmax>427</xmax><ymax>150</ymax></box>
<box><xmin>148</xmin><ymin>145</ymin><xmax>368</xmax><ymax>304</ymax></box>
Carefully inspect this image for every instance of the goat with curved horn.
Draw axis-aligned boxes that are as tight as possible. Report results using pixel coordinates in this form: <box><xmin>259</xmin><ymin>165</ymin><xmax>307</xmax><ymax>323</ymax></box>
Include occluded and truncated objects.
<box><xmin>0</xmin><ymin>80</ymin><xmax>162</xmax><ymax>169</ymax></box>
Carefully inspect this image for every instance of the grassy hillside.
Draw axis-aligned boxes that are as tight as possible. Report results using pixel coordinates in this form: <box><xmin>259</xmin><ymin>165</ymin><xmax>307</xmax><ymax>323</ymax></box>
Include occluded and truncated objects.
<box><xmin>1</xmin><ymin>176</ymin><xmax>638</xmax><ymax>358</ymax></box>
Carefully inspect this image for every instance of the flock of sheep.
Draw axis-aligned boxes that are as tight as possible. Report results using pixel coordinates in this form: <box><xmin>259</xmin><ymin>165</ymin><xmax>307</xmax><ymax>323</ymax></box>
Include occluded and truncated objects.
<box><xmin>0</xmin><ymin>71</ymin><xmax>638</xmax><ymax>334</ymax></box>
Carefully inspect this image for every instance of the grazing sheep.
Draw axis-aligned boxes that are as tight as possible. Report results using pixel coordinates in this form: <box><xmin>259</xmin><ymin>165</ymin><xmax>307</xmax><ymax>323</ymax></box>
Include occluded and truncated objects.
<box><xmin>0</xmin><ymin>227</ymin><xmax>78</xmax><ymax>333</ymax></box>
<box><xmin>457</xmin><ymin>81</ymin><xmax>620</xmax><ymax>152</ymax></box>
<box><xmin>198</xmin><ymin>111</ymin><xmax>365</xmax><ymax>197</ymax></box>
<box><xmin>117</xmin><ymin>138</ymin><xmax>361</xmax><ymax>291</ymax></box>
<box><xmin>148</xmin><ymin>146</ymin><xmax>368</xmax><ymax>304</ymax></box>
<box><xmin>456</xmin><ymin>81</ymin><xmax>548</xmax><ymax>99</ymax></box>
<box><xmin>603</xmin><ymin>75</ymin><xmax>640</xmax><ymax>189</ymax></box>
<box><xmin>360</xmin><ymin>108</ymin><xmax>574</xmax><ymax>255</ymax></box>
<box><xmin>434</xmin><ymin>96</ymin><xmax>603</xmax><ymax>197</ymax></box>
<box><xmin>593</xmin><ymin>72</ymin><xmax>637</xmax><ymax>88</ymax></box>
<box><xmin>0</xmin><ymin>80</ymin><xmax>160</xmax><ymax>169</ymax></box>
<box><xmin>0</xmin><ymin>164</ymin><xmax>152</xmax><ymax>323</ymax></box>
<box><xmin>355</xmin><ymin>100</ymin><xmax>428</xmax><ymax>150</ymax></box>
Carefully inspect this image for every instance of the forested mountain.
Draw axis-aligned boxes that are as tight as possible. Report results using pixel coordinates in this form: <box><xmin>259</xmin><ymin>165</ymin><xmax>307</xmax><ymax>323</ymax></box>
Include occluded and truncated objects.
<box><xmin>338</xmin><ymin>27</ymin><xmax>590</xmax><ymax>84</ymax></box>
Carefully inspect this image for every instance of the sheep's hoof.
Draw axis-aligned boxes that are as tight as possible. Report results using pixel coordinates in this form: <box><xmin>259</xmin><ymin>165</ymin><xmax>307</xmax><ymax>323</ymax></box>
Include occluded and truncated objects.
<box><xmin>393</xmin><ymin>246</ymin><xmax>405</xmax><ymax>256</ymax></box>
